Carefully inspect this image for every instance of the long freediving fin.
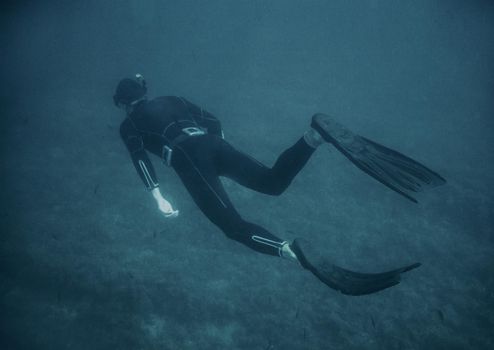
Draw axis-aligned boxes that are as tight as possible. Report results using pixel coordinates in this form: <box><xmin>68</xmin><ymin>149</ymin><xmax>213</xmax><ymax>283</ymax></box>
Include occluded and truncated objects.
<box><xmin>291</xmin><ymin>238</ymin><xmax>421</xmax><ymax>296</ymax></box>
<box><xmin>311</xmin><ymin>113</ymin><xmax>446</xmax><ymax>203</ymax></box>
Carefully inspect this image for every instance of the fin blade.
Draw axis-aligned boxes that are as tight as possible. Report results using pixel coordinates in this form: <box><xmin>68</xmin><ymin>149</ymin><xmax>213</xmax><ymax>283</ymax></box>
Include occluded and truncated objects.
<box><xmin>292</xmin><ymin>239</ymin><xmax>421</xmax><ymax>296</ymax></box>
<box><xmin>311</xmin><ymin>114</ymin><xmax>446</xmax><ymax>202</ymax></box>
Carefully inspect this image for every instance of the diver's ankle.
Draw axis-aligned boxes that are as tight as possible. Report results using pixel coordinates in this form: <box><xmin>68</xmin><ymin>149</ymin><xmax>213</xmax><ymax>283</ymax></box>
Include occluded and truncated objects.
<box><xmin>281</xmin><ymin>242</ymin><xmax>298</xmax><ymax>262</ymax></box>
<box><xmin>304</xmin><ymin>128</ymin><xmax>324</xmax><ymax>148</ymax></box>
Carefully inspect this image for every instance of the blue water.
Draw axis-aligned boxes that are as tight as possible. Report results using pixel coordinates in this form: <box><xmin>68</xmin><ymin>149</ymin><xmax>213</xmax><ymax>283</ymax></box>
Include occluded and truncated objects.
<box><xmin>1</xmin><ymin>1</ymin><xmax>493</xmax><ymax>349</ymax></box>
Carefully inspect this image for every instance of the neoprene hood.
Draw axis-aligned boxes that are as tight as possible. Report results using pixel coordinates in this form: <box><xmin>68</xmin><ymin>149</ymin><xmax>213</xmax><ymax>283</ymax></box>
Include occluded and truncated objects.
<box><xmin>113</xmin><ymin>75</ymin><xmax>147</xmax><ymax>107</ymax></box>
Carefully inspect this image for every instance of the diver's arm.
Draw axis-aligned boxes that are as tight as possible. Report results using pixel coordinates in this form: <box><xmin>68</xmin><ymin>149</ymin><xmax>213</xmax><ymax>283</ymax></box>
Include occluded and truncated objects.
<box><xmin>120</xmin><ymin>121</ymin><xmax>178</xmax><ymax>217</ymax></box>
<box><xmin>122</xmin><ymin>136</ymin><xmax>160</xmax><ymax>191</ymax></box>
<box><xmin>132</xmin><ymin>156</ymin><xmax>179</xmax><ymax>217</ymax></box>
<box><xmin>132</xmin><ymin>151</ymin><xmax>159</xmax><ymax>190</ymax></box>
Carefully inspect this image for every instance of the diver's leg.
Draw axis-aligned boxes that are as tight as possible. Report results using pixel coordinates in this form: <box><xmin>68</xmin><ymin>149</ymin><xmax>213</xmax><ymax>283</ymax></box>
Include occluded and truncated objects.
<box><xmin>172</xmin><ymin>143</ymin><xmax>295</xmax><ymax>258</ymax></box>
<box><xmin>217</xmin><ymin>136</ymin><xmax>316</xmax><ymax>195</ymax></box>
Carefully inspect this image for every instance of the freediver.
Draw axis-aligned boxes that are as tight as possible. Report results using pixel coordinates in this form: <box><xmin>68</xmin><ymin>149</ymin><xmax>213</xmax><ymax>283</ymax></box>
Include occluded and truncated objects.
<box><xmin>114</xmin><ymin>74</ymin><xmax>445</xmax><ymax>296</ymax></box>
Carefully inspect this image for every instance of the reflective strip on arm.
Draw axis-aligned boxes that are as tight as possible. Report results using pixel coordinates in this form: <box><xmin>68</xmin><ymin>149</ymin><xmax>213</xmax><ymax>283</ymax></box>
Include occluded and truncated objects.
<box><xmin>138</xmin><ymin>159</ymin><xmax>159</xmax><ymax>190</ymax></box>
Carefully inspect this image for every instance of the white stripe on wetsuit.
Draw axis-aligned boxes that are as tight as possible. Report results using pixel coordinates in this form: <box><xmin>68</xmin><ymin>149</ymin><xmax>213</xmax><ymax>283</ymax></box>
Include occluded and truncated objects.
<box><xmin>138</xmin><ymin>160</ymin><xmax>158</xmax><ymax>190</ymax></box>
<box><xmin>251</xmin><ymin>235</ymin><xmax>287</xmax><ymax>257</ymax></box>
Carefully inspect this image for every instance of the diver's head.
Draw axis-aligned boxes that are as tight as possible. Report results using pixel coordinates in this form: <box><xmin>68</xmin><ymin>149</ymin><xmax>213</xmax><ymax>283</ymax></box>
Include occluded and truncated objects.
<box><xmin>113</xmin><ymin>74</ymin><xmax>147</xmax><ymax>113</ymax></box>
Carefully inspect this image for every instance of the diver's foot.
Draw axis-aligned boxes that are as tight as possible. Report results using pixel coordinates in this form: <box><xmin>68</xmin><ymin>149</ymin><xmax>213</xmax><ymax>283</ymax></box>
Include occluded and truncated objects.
<box><xmin>303</xmin><ymin>128</ymin><xmax>324</xmax><ymax>148</ymax></box>
<box><xmin>305</xmin><ymin>113</ymin><xmax>341</xmax><ymax>148</ymax></box>
<box><xmin>281</xmin><ymin>242</ymin><xmax>299</xmax><ymax>262</ymax></box>
<box><xmin>310</xmin><ymin>113</ymin><xmax>349</xmax><ymax>145</ymax></box>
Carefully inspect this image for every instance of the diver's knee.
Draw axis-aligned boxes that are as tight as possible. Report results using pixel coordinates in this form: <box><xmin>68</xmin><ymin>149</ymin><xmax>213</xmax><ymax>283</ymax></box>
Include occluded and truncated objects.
<box><xmin>269</xmin><ymin>182</ymin><xmax>288</xmax><ymax>196</ymax></box>
<box><xmin>270</xmin><ymin>188</ymin><xmax>284</xmax><ymax>196</ymax></box>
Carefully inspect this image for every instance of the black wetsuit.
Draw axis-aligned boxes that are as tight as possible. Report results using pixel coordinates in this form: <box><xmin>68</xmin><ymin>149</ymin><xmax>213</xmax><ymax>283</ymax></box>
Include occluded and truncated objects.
<box><xmin>120</xmin><ymin>96</ymin><xmax>315</xmax><ymax>256</ymax></box>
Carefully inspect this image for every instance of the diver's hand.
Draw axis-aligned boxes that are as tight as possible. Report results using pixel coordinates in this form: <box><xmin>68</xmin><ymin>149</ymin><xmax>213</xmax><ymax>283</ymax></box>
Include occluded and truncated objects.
<box><xmin>152</xmin><ymin>188</ymin><xmax>179</xmax><ymax>218</ymax></box>
<box><xmin>157</xmin><ymin>199</ymin><xmax>179</xmax><ymax>218</ymax></box>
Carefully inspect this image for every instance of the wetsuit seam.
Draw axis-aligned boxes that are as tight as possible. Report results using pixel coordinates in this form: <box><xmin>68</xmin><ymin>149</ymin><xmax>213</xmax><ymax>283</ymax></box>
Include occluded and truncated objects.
<box><xmin>178</xmin><ymin>96</ymin><xmax>208</xmax><ymax>128</ymax></box>
<box><xmin>175</xmin><ymin>144</ymin><xmax>228</xmax><ymax>209</ymax></box>
<box><xmin>162</xmin><ymin>121</ymin><xmax>177</xmax><ymax>140</ymax></box>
